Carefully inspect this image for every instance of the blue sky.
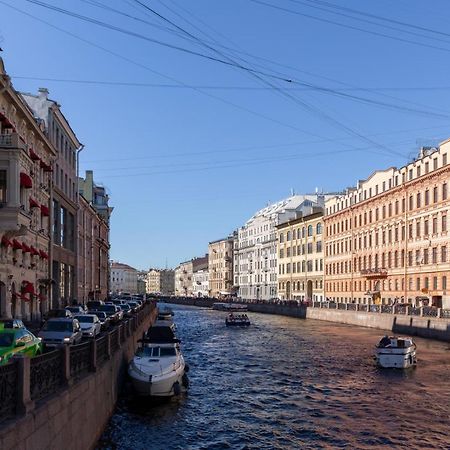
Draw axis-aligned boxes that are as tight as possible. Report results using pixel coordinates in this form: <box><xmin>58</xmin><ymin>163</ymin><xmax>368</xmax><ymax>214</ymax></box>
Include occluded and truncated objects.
<box><xmin>1</xmin><ymin>0</ymin><xmax>450</xmax><ymax>269</ymax></box>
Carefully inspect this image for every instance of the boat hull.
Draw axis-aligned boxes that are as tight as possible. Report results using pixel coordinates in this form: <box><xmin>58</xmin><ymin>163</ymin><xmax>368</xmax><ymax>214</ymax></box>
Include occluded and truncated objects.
<box><xmin>128</xmin><ymin>362</ymin><xmax>186</xmax><ymax>397</ymax></box>
<box><xmin>225</xmin><ymin>320</ymin><xmax>250</xmax><ymax>327</ymax></box>
<box><xmin>375</xmin><ymin>347</ymin><xmax>417</xmax><ymax>369</ymax></box>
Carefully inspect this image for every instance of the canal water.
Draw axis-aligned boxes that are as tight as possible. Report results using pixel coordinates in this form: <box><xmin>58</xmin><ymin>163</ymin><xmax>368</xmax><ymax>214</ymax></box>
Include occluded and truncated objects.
<box><xmin>97</xmin><ymin>304</ymin><xmax>450</xmax><ymax>449</ymax></box>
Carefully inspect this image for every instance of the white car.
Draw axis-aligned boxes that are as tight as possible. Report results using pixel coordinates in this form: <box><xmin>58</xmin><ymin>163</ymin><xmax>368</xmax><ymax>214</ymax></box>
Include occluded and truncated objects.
<box><xmin>74</xmin><ymin>314</ymin><xmax>102</xmax><ymax>338</ymax></box>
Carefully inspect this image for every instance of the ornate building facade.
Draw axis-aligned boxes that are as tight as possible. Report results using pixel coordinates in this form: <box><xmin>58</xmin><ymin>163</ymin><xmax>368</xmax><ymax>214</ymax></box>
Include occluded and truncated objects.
<box><xmin>324</xmin><ymin>144</ymin><xmax>449</xmax><ymax>307</ymax></box>
<box><xmin>277</xmin><ymin>212</ymin><xmax>325</xmax><ymax>301</ymax></box>
<box><xmin>0</xmin><ymin>58</ymin><xmax>55</xmax><ymax>320</ymax></box>
<box><xmin>208</xmin><ymin>236</ymin><xmax>233</xmax><ymax>297</ymax></box>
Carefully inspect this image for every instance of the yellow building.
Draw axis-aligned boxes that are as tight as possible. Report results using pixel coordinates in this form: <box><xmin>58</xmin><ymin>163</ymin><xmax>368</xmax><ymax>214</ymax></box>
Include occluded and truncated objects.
<box><xmin>208</xmin><ymin>236</ymin><xmax>233</xmax><ymax>297</ymax></box>
<box><xmin>277</xmin><ymin>212</ymin><xmax>325</xmax><ymax>301</ymax></box>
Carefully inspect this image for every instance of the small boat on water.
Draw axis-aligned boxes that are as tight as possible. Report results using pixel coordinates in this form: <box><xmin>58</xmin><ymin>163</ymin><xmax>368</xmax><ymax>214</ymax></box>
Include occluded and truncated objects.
<box><xmin>225</xmin><ymin>313</ymin><xmax>250</xmax><ymax>327</ymax></box>
<box><xmin>375</xmin><ymin>335</ymin><xmax>417</xmax><ymax>369</ymax></box>
<box><xmin>128</xmin><ymin>324</ymin><xmax>188</xmax><ymax>397</ymax></box>
<box><xmin>157</xmin><ymin>306</ymin><xmax>174</xmax><ymax>320</ymax></box>
<box><xmin>212</xmin><ymin>302</ymin><xmax>248</xmax><ymax>312</ymax></box>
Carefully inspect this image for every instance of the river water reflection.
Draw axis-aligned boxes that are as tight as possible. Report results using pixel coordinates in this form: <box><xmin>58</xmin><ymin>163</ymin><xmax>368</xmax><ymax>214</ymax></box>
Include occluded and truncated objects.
<box><xmin>97</xmin><ymin>304</ymin><xmax>450</xmax><ymax>449</ymax></box>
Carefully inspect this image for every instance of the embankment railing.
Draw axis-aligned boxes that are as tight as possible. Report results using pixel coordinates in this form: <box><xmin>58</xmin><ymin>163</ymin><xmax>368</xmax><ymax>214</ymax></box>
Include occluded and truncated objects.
<box><xmin>0</xmin><ymin>302</ymin><xmax>154</xmax><ymax>424</ymax></box>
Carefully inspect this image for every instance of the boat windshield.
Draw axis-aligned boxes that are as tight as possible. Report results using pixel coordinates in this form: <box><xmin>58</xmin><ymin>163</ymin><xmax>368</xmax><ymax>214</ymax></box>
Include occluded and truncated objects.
<box><xmin>137</xmin><ymin>346</ymin><xmax>176</xmax><ymax>357</ymax></box>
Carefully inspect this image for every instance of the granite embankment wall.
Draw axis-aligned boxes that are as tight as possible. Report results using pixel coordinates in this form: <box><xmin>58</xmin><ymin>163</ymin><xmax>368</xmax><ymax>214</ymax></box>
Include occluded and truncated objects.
<box><xmin>0</xmin><ymin>305</ymin><xmax>157</xmax><ymax>450</ymax></box>
<box><xmin>165</xmin><ymin>297</ymin><xmax>450</xmax><ymax>341</ymax></box>
<box><xmin>306</xmin><ymin>307</ymin><xmax>450</xmax><ymax>341</ymax></box>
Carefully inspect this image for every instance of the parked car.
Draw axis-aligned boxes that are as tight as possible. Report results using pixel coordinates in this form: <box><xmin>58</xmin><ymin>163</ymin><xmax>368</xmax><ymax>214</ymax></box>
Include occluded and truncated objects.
<box><xmin>66</xmin><ymin>305</ymin><xmax>86</xmax><ymax>315</ymax></box>
<box><xmin>45</xmin><ymin>309</ymin><xmax>72</xmax><ymax>320</ymax></box>
<box><xmin>86</xmin><ymin>300</ymin><xmax>104</xmax><ymax>311</ymax></box>
<box><xmin>38</xmin><ymin>318</ymin><xmax>82</xmax><ymax>348</ymax></box>
<box><xmin>74</xmin><ymin>314</ymin><xmax>102</xmax><ymax>338</ymax></box>
<box><xmin>118</xmin><ymin>303</ymin><xmax>132</xmax><ymax>317</ymax></box>
<box><xmin>0</xmin><ymin>318</ymin><xmax>25</xmax><ymax>329</ymax></box>
<box><xmin>96</xmin><ymin>304</ymin><xmax>122</xmax><ymax>323</ymax></box>
<box><xmin>0</xmin><ymin>328</ymin><xmax>43</xmax><ymax>365</ymax></box>
<box><xmin>127</xmin><ymin>302</ymin><xmax>140</xmax><ymax>313</ymax></box>
<box><xmin>89</xmin><ymin>311</ymin><xmax>110</xmax><ymax>331</ymax></box>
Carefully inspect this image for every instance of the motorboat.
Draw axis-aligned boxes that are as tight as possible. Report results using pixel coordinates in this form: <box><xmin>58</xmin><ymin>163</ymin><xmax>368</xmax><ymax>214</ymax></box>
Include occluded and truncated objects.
<box><xmin>375</xmin><ymin>335</ymin><xmax>417</xmax><ymax>369</ymax></box>
<box><xmin>225</xmin><ymin>313</ymin><xmax>250</xmax><ymax>327</ymax></box>
<box><xmin>157</xmin><ymin>306</ymin><xmax>174</xmax><ymax>321</ymax></box>
<box><xmin>128</xmin><ymin>325</ymin><xmax>188</xmax><ymax>397</ymax></box>
<box><xmin>213</xmin><ymin>302</ymin><xmax>248</xmax><ymax>312</ymax></box>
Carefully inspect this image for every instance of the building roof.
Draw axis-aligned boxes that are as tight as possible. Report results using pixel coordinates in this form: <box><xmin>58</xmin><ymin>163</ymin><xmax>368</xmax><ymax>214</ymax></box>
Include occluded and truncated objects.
<box><xmin>110</xmin><ymin>261</ymin><xmax>137</xmax><ymax>271</ymax></box>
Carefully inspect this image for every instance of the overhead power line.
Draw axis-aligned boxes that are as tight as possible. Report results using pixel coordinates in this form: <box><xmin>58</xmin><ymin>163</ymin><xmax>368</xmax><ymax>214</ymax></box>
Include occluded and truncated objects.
<box><xmin>249</xmin><ymin>0</ymin><xmax>450</xmax><ymax>54</ymax></box>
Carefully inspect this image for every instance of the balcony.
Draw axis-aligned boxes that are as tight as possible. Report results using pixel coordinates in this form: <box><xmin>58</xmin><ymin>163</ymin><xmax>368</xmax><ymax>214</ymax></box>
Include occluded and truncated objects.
<box><xmin>0</xmin><ymin>133</ymin><xmax>26</xmax><ymax>151</ymax></box>
<box><xmin>360</xmin><ymin>268</ymin><xmax>388</xmax><ymax>279</ymax></box>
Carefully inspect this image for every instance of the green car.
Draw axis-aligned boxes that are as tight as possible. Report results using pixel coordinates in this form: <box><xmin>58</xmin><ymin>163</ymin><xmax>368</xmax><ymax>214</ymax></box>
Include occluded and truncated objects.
<box><xmin>0</xmin><ymin>326</ymin><xmax>43</xmax><ymax>365</ymax></box>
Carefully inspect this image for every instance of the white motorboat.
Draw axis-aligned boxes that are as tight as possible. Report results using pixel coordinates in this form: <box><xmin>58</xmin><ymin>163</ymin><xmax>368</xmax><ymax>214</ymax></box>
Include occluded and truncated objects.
<box><xmin>375</xmin><ymin>335</ymin><xmax>417</xmax><ymax>369</ymax></box>
<box><xmin>128</xmin><ymin>325</ymin><xmax>188</xmax><ymax>397</ymax></box>
<box><xmin>157</xmin><ymin>306</ymin><xmax>174</xmax><ymax>321</ymax></box>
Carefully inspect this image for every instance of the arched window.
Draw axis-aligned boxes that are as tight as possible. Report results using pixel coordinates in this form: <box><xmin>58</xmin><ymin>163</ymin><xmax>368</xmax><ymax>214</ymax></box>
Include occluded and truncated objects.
<box><xmin>287</xmin><ymin>231</ymin><xmax>291</xmax><ymax>241</ymax></box>
<box><xmin>307</xmin><ymin>225</ymin><xmax>313</xmax><ymax>236</ymax></box>
<box><xmin>279</xmin><ymin>233</ymin><xmax>284</xmax><ymax>243</ymax></box>
<box><xmin>302</xmin><ymin>227</ymin><xmax>306</xmax><ymax>238</ymax></box>
<box><xmin>316</xmin><ymin>223</ymin><xmax>322</xmax><ymax>234</ymax></box>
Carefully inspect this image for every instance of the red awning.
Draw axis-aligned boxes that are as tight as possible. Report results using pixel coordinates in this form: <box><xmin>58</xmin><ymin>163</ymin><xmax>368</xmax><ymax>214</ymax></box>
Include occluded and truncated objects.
<box><xmin>39</xmin><ymin>250</ymin><xmax>49</xmax><ymax>259</ymax></box>
<box><xmin>20</xmin><ymin>172</ymin><xmax>33</xmax><ymax>189</ymax></box>
<box><xmin>1</xmin><ymin>236</ymin><xmax>11</xmax><ymax>247</ymax></box>
<box><xmin>29</xmin><ymin>148</ymin><xmax>40</xmax><ymax>161</ymax></box>
<box><xmin>0</xmin><ymin>112</ymin><xmax>14</xmax><ymax>129</ymax></box>
<box><xmin>40</xmin><ymin>161</ymin><xmax>52</xmax><ymax>172</ymax></box>
<box><xmin>40</xmin><ymin>204</ymin><xmax>50</xmax><ymax>216</ymax></box>
<box><xmin>12</xmin><ymin>239</ymin><xmax>23</xmax><ymax>250</ymax></box>
<box><xmin>22</xmin><ymin>282</ymin><xmax>35</xmax><ymax>295</ymax></box>
<box><xmin>29</xmin><ymin>198</ymin><xmax>40</xmax><ymax>208</ymax></box>
<box><xmin>30</xmin><ymin>246</ymin><xmax>39</xmax><ymax>256</ymax></box>
<box><xmin>21</xmin><ymin>243</ymin><xmax>31</xmax><ymax>253</ymax></box>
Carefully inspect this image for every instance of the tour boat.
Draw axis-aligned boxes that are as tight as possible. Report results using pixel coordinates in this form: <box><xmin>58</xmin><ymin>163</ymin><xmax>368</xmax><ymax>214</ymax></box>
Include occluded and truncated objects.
<box><xmin>128</xmin><ymin>325</ymin><xmax>188</xmax><ymax>397</ymax></box>
<box><xmin>375</xmin><ymin>335</ymin><xmax>417</xmax><ymax>369</ymax></box>
<box><xmin>225</xmin><ymin>313</ymin><xmax>250</xmax><ymax>327</ymax></box>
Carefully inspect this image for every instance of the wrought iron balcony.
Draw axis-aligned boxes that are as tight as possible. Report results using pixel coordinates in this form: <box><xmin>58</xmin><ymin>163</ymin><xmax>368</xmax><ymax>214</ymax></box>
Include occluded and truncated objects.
<box><xmin>360</xmin><ymin>268</ymin><xmax>388</xmax><ymax>279</ymax></box>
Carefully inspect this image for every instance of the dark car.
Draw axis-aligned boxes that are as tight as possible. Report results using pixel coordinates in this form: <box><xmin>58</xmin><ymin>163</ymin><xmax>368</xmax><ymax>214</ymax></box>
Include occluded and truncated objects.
<box><xmin>0</xmin><ymin>318</ymin><xmax>25</xmax><ymax>329</ymax></box>
<box><xmin>45</xmin><ymin>309</ymin><xmax>72</xmax><ymax>320</ymax></box>
<box><xmin>86</xmin><ymin>300</ymin><xmax>104</xmax><ymax>310</ymax></box>
<box><xmin>96</xmin><ymin>304</ymin><xmax>122</xmax><ymax>323</ymax></box>
<box><xmin>89</xmin><ymin>310</ymin><xmax>110</xmax><ymax>331</ymax></box>
<box><xmin>118</xmin><ymin>303</ymin><xmax>132</xmax><ymax>317</ymax></box>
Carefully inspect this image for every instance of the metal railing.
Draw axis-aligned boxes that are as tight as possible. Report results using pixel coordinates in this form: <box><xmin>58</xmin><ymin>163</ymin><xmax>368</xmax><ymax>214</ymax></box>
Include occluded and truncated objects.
<box><xmin>0</xmin><ymin>302</ymin><xmax>155</xmax><ymax>424</ymax></box>
<box><xmin>0</xmin><ymin>361</ymin><xmax>18</xmax><ymax>421</ymax></box>
<box><xmin>70</xmin><ymin>342</ymin><xmax>91</xmax><ymax>380</ymax></box>
<box><xmin>30</xmin><ymin>349</ymin><xmax>64</xmax><ymax>402</ymax></box>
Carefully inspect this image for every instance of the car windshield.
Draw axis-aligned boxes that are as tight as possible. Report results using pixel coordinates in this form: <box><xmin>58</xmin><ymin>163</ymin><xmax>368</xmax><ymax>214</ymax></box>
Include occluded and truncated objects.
<box><xmin>0</xmin><ymin>333</ymin><xmax>14</xmax><ymax>347</ymax></box>
<box><xmin>44</xmin><ymin>321</ymin><xmax>73</xmax><ymax>332</ymax></box>
<box><xmin>75</xmin><ymin>315</ymin><xmax>94</xmax><ymax>323</ymax></box>
<box><xmin>67</xmin><ymin>307</ymin><xmax>81</xmax><ymax>313</ymax></box>
<box><xmin>99</xmin><ymin>305</ymin><xmax>116</xmax><ymax>313</ymax></box>
<box><xmin>121</xmin><ymin>304</ymin><xmax>130</xmax><ymax>311</ymax></box>
<box><xmin>95</xmin><ymin>312</ymin><xmax>106</xmax><ymax>319</ymax></box>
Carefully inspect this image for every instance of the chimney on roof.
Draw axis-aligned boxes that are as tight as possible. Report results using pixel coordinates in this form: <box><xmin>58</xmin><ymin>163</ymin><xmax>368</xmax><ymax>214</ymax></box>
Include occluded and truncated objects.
<box><xmin>38</xmin><ymin>87</ymin><xmax>49</xmax><ymax>99</ymax></box>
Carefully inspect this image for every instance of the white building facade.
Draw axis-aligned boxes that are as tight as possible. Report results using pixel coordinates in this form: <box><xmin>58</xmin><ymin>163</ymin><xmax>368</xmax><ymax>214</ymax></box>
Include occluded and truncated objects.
<box><xmin>235</xmin><ymin>194</ymin><xmax>334</xmax><ymax>300</ymax></box>
<box><xmin>193</xmin><ymin>269</ymin><xmax>209</xmax><ymax>297</ymax></box>
<box><xmin>110</xmin><ymin>261</ymin><xmax>138</xmax><ymax>294</ymax></box>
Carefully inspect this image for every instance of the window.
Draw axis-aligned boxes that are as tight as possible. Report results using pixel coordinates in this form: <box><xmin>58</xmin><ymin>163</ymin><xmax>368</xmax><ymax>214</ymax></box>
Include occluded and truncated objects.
<box><xmin>316</xmin><ymin>223</ymin><xmax>322</xmax><ymax>234</ymax></box>
<box><xmin>279</xmin><ymin>233</ymin><xmax>284</xmax><ymax>243</ymax></box>
<box><xmin>424</xmin><ymin>219</ymin><xmax>429</xmax><ymax>235</ymax></box>
<box><xmin>409</xmin><ymin>195</ymin><xmax>413</xmax><ymax>210</ymax></box>
<box><xmin>433</xmin><ymin>158</ymin><xmax>438</xmax><ymax>170</ymax></box>
<box><xmin>423</xmin><ymin>248</ymin><xmax>429</xmax><ymax>264</ymax></box>
<box><xmin>425</xmin><ymin>189</ymin><xmax>429</xmax><ymax>205</ymax></box>
<box><xmin>432</xmin><ymin>247</ymin><xmax>437</xmax><ymax>264</ymax></box>
<box><xmin>416</xmin><ymin>221</ymin><xmax>421</xmax><ymax>237</ymax></box>
<box><xmin>433</xmin><ymin>217</ymin><xmax>438</xmax><ymax>234</ymax></box>
<box><xmin>433</xmin><ymin>186</ymin><xmax>438</xmax><ymax>203</ymax></box>
<box><xmin>287</xmin><ymin>231</ymin><xmax>291</xmax><ymax>241</ymax></box>
<box><xmin>443</xmin><ymin>276</ymin><xmax>447</xmax><ymax>290</ymax></box>
<box><xmin>416</xmin><ymin>192</ymin><xmax>421</xmax><ymax>208</ymax></box>
<box><xmin>0</xmin><ymin>170</ymin><xmax>6</xmax><ymax>203</ymax></box>
<box><xmin>307</xmin><ymin>225</ymin><xmax>313</xmax><ymax>236</ymax></box>
<box><xmin>442</xmin><ymin>246</ymin><xmax>447</xmax><ymax>263</ymax></box>
<box><xmin>443</xmin><ymin>215</ymin><xmax>448</xmax><ymax>232</ymax></box>
<box><xmin>443</xmin><ymin>183</ymin><xmax>448</xmax><ymax>200</ymax></box>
